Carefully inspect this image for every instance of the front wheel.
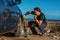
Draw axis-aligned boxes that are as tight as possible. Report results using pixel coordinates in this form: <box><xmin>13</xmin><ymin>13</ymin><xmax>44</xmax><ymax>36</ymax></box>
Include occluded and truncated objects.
<box><xmin>14</xmin><ymin>26</ymin><xmax>20</xmax><ymax>37</ymax></box>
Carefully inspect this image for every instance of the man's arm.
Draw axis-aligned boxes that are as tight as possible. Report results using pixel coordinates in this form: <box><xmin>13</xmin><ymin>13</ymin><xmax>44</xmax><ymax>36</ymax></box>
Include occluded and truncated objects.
<box><xmin>24</xmin><ymin>11</ymin><xmax>34</xmax><ymax>16</ymax></box>
<box><xmin>35</xmin><ymin>19</ymin><xmax>43</xmax><ymax>26</ymax></box>
<box><xmin>34</xmin><ymin>15</ymin><xmax>43</xmax><ymax>26</ymax></box>
<box><xmin>24</xmin><ymin>11</ymin><xmax>31</xmax><ymax>16</ymax></box>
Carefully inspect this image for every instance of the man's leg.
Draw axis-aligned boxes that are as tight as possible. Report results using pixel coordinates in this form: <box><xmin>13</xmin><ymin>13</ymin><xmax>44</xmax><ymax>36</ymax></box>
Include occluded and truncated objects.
<box><xmin>28</xmin><ymin>21</ymin><xmax>38</xmax><ymax>34</ymax></box>
<box><xmin>38</xmin><ymin>23</ymin><xmax>47</xmax><ymax>34</ymax></box>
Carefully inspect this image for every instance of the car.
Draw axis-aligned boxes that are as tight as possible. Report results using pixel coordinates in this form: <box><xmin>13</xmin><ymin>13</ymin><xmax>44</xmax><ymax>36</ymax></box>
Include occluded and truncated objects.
<box><xmin>0</xmin><ymin>0</ymin><xmax>23</xmax><ymax>37</ymax></box>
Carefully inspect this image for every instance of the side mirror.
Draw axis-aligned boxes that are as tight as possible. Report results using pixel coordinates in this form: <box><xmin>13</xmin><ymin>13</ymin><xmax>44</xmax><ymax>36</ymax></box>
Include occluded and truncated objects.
<box><xmin>5</xmin><ymin>0</ymin><xmax>21</xmax><ymax>6</ymax></box>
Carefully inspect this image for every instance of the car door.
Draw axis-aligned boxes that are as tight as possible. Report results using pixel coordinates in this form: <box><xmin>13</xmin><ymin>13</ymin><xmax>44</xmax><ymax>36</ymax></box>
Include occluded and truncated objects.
<box><xmin>0</xmin><ymin>0</ymin><xmax>6</xmax><ymax>33</ymax></box>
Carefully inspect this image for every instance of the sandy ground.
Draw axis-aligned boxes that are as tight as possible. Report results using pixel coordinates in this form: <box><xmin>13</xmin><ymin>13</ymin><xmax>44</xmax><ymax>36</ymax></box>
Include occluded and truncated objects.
<box><xmin>0</xmin><ymin>34</ymin><xmax>60</xmax><ymax>40</ymax></box>
<box><xmin>0</xmin><ymin>20</ymin><xmax>60</xmax><ymax>40</ymax></box>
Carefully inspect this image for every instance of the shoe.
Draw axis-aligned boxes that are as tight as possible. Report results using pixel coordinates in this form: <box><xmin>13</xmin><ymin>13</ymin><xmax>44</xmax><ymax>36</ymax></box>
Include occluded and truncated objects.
<box><xmin>38</xmin><ymin>32</ymin><xmax>43</xmax><ymax>36</ymax></box>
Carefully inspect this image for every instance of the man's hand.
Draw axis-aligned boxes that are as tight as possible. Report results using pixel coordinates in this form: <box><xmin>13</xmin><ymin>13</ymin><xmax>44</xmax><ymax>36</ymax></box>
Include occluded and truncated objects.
<box><xmin>23</xmin><ymin>15</ymin><xmax>26</xmax><ymax>18</ymax></box>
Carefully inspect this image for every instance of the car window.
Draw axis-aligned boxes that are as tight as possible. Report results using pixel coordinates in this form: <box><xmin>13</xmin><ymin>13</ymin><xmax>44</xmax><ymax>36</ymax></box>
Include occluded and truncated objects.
<box><xmin>0</xmin><ymin>0</ymin><xmax>22</xmax><ymax>17</ymax></box>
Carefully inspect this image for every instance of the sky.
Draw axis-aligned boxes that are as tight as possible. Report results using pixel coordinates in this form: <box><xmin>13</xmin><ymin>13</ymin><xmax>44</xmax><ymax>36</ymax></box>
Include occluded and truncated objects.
<box><xmin>18</xmin><ymin>0</ymin><xmax>60</xmax><ymax>20</ymax></box>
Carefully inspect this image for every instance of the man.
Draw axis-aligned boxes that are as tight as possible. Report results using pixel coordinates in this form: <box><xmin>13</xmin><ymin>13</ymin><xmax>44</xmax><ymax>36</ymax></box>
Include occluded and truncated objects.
<box><xmin>23</xmin><ymin>7</ymin><xmax>47</xmax><ymax>35</ymax></box>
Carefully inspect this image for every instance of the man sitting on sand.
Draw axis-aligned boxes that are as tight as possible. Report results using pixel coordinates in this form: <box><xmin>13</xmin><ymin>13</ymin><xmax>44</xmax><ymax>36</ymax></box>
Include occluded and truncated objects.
<box><xmin>23</xmin><ymin>7</ymin><xmax>47</xmax><ymax>35</ymax></box>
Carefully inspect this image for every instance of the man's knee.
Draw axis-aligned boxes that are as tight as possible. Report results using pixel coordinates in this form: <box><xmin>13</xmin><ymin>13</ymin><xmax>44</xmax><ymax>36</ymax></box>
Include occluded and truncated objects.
<box><xmin>40</xmin><ymin>23</ymin><xmax>47</xmax><ymax>28</ymax></box>
<box><xmin>28</xmin><ymin>21</ymin><xmax>31</xmax><ymax>25</ymax></box>
<box><xmin>28</xmin><ymin>21</ymin><xmax>33</xmax><ymax>27</ymax></box>
<box><xmin>28</xmin><ymin>21</ymin><xmax>36</xmax><ymax>27</ymax></box>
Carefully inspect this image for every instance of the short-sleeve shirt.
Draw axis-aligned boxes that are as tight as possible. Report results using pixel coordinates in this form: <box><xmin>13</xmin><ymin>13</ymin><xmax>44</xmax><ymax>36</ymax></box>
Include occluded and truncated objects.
<box><xmin>31</xmin><ymin>11</ymin><xmax>47</xmax><ymax>24</ymax></box>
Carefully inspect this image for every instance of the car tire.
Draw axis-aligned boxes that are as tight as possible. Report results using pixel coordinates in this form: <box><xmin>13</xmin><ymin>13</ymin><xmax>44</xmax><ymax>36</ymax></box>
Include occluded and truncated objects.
<box><xmin>14</xmin><ymin>26</ymin><xmax>20</xmax><ymax>37</ymax></box>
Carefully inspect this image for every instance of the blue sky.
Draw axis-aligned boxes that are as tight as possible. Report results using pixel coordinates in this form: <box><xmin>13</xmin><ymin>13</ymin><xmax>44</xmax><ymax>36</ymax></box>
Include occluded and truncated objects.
<box><xmin>18</xmin><ymin>0</ymin><xmax>60</xmax><ymax>20</ymax></box>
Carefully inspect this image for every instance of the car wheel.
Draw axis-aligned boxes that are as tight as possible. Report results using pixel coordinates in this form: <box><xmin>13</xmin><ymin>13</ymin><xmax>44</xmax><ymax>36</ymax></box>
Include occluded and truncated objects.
<box><xmin>15</xmin><ymin>26</ymin><xmax>20</xmax><ymax>37</ymax></box>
